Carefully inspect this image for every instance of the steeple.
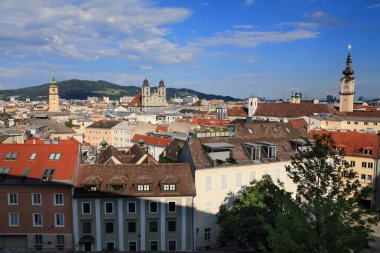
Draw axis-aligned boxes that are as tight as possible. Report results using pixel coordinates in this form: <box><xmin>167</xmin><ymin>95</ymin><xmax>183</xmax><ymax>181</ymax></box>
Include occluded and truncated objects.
<box><xmin>51</xmin><ymin>73</ymin><xmax>57</xmax><ymax>86</ymax></box>
<box><xmin>342</xmin><ymin>44</ymin><xmax>354</xmax><ymax>78</ymax></box>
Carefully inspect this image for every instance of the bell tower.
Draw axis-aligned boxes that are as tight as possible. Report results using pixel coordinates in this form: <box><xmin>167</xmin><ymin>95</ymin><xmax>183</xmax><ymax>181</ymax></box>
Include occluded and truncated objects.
<box><xmin>48</xmin><ymin>74</ymin><xmax>60</xmax><ymax>112</ymax></box>
<box><xmin>339</xmin><ymin>45</ymin><xmax>355</xmax><ymax>112</ymax></box>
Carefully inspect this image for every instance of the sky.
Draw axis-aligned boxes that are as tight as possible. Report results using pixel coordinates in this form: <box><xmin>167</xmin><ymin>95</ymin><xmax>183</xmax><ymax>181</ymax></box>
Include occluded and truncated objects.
<box><xmin>0</xmin><ymin>0</ymin><xmax>379</xmax><ymax>100</ymax></box>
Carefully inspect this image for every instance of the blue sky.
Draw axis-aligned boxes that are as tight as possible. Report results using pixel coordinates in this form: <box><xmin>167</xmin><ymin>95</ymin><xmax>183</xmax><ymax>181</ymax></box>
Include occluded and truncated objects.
<box><xmin>0</xmin><ymin>0</ymin><xmax>379</xmax><ymax>99</ymax></box>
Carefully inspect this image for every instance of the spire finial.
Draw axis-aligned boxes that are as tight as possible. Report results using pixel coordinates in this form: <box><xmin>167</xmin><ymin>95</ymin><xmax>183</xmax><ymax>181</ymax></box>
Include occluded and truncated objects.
<box><xmin>342</xmin><ymin>44</ymin><xmax>354</xmax><ymax>78</ymax></box>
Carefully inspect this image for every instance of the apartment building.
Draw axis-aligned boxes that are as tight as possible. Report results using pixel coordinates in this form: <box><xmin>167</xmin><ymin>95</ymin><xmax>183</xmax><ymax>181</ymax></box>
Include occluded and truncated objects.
<box><xmin>179</xmin><ymin>121</ymin><xmax>304</xmax><ymax>249</ymax></box>
<box><xmin>73</xmin><ymin>163</ymin><xmax>195</xmax><ymax>252</ymax></box>
<box><xmin>84</xmin><ymin>120</ymin><xmax>121</xmax><ymax>147</ymax></box>
<box><xmin>0</xmin><ymin>139</ymin><xmax>80</xmax><ymax>252</ymax></box>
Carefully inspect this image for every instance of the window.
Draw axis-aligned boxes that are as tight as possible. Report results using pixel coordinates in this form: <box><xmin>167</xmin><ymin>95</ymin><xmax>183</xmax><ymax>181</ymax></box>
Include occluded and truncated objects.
<box><xmin>8</xmin><ymin>193</ymin><xmax>18</xmax><ymax>205</ymax></box>
<box><xmin>30</xmin><ymin>153</ymin><xmax>37</xmax><ymax>160</ymax></box>
<box><xmin>128</xmin><ymin>241</ymin><xmax>137</xmax><ymax>251</ymax></box>
<box><xmin>268</xmin><ymin>146</ymin><xmax>276</xmax><ymax>158</ymax></box>
<box><xmin>204</xmin><ymin>228</ymin><xmax>211</xmax><ymax>241</ymax></box>
<box><xmin>374</xmin><ymin>122</ymin><xmax>378</xmax><ymax>126</ymax></box>
<box><xmin>9</xmin><ymin>213</ymin><xmax>19</xmax><ymax>226</ymax></box>
<box><xmin>347</xmin><ymin>121</ymin><xmax>351</xmax><ymax>124</ymax></box>
<box><xmin>56</xmin><ymin>235</ymin><xmax>64</xmax><ymax>245</ymax></box>
<box><xmin>33</xmin><ymin>213</ymin><xmax>43</xmax><ymax>227</ymax></box>
<box><xmin>35</xmin><ymin>235</ymin><xmax>43</xmax><ymax>245</ymax></box>
<box><xmin>110</xmin><ymin>184</ymin><xmax>124</xmax><ymax>192</ymax></box>
<box><xmin>82</xmin><ymin>202</ymin><xmax>91</xmax><ymax>214</ymax></box>
<box><xmin>168</xmin><ymin>220</ymin><xmax>176</xmax><ymax>232</ymax></box>
<box><xmin>105</xmin><ymin>202</ymin><xmax>114</xmax><ymax>214</ymax></box>
<box><xmin>42</xmin><ymin>168</ymin><xmax>55</xmax><ymax>182</ymax></box>
<box><xmin>150</xmin><ymin>202</ymin><xmax>158</xmax><ymax>213</ymax></box>
<box><xmin>55</xmin><ymin>213</ymin><xmax>64</xmax><ymax>227</ymax></box>
<box><xmin>32</xmin><ymin>193</ymin><xmax>42</xmax><ymax>205</ymax></box>
<box><xmin>235</xmin><ymin>173</ymin><xmax>242</xmax><ymax>186</ymax></box>
<box><xmin>127</xmin><ymin>202</ymin><xmax>136</xmax><ymax>213</ymax></box>
<box><xmin>162</xmin><ymin>184</ymin><xmax>176</xmax><ymax>191</ymax></box>
<box><xmin>354</xmin><ymin>122</ymin><xmax>358</xmax><ymax>125</ymax></box>
<box><xmin>205</xmin><ymin>176</ymin><xmax>212</xmax><ymax>191</ymax></box>
<box><xmin>85</xmin><ymin>185</ymin><xmax>98</xmax><ymax>191</ymax></box>
<box><xmin>137</xmin><ymin>184</ymin><xmax>151</xmax><ymax>191</ymax></box>
<box><xmin>128</xmin><ymin>221</ymin><xmax>136</xmax><ymax>233</ymax></box>
<box><xmin>150</xmin><ymin>240</ymin><xmax>158</xmax><ymax>251</ymax></box>
<box><xmin>83</xmin><ymin>222</ymin><xmax>91</xmax><ymax>233</ymax></box>
<box><xmin>362</xmin><ymin>162</ymin><xmax>367</xmax><ymax>168</ymax></box>
<box><xmin>361</xmin><ymin>174</ymin><xmax>366</xmax><ymax>181</ymax></box>
<box><xmin>364</xmin><ymin>149</ymin><xmax>373</xmax><ymax>155</ymax></box>
<box><xmin>204</xmin><ymin>202</ymin><xmax>211</xmax><ymax>216</ymax></box>
<box><xmin>275</xmin><ymin>169</ymin><xmax>280</xmax><ymax>180</ymax></box>
<box><xmin>105</xmin><ymin>222</ymin><xmax>114</xmax><ymax>233</ymax></box>
<box><xmin>368</xmin><ymin>175</ymin><xmax>373</xmax><ymax>182</ymax></box>
<box><xmin>0</xmin><ymin>167</ymin><xmax>10</xmax><ymax>176</ymax></box>
<box><xmin>368</xmin><ymin>162</ymin><xmax>374</xmax><ymax>169</ymax></box>
<box><xmin>5</xmin><ymin>152</ymin><xmax>17</xmax><ymax>160</ymax></box>
<box><xmin>250</xmin><ymin>171</ymin><xmax>256</xmax><ymax>182</ymax></box>
<box><xmin>54</xmin><ymin>193</ymin><xmax>64</xmax><ymax>205</ymax></box>
<box><xmin>49</xmin><ymin>153</ymin><xmax>61</xmax><ymax>160</ymax></box>
<box><xmin>220</xmin><ymin>174</ymin><xmax>227</xmax><ymax>188</ymax></box>
<box><xmin>350</xmin><ymin>161</ymin><xmax>356</xmax><ymax>167</ymax></box>
<box><xmin>106</xmin><ymin>242</ymin><xmax>115</xmax><ymax>251</ymax></box>
<box><xmin>364</xmin><ymin>122</ymin><xmax>368</xmax><ymax>125</ymax></box>
<box><xmin>150</xmin><ymin>221</ymin><xmax>158</xmax><ymax>232</ymax></box>
<box><xmin>168</xmin><ymin>202</ymin><xmax>176</xmax><ymax>212</ymax></box>
<box><xmin>168</xmin><ymin>240</ymin><xmax>176</xmax><ymax>251</ymax></box>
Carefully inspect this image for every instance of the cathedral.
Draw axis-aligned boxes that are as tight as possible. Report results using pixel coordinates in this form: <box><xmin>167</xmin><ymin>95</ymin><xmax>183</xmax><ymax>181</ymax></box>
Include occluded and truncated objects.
<box><xmin>48</xmin><ymin>74</ymin><xmax>60</xmax><ymax>112</ymax></box>
<box><xmin>141</xmin><ymin>78</ymin><xmax>167</xmax><ymax>108</ymax></box>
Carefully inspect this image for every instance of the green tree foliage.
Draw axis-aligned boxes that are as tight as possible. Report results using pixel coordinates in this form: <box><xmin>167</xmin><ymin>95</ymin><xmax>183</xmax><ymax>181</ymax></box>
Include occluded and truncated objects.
<box><xmin>217</xmin><ymin>134</ymin><xmax>379</xmax><ymax>252</ymax></box>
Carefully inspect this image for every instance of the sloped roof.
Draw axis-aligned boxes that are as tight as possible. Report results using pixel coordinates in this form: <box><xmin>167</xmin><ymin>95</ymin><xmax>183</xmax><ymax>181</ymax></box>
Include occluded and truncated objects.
<box><xmin>87</xmin><ymin>120</ymin><xmax>121</xmax><ymax>129</ymax></box>
<box><xmin>156</xmin><ymin>125</ymin><xmax>169</xmax><ymax>133</ymax></box>
<box><xmin>288</xmin><ymin>118</ymin><xmax>308</xmax><ymax>130</ymax></box>
<box><xmin>310</xmin><ymin>130</ymin><xmax>380</xmax><ymax>158</ymax></box>
<box><xmin>126</xmin><ymin>93</ymin><xmax>142</xmax><ymax>107</ymax></box>
<box><xmin>131</xmin><ymin>134</ymin><xmax>173</xmax><ymax>147</ymax></box>
<box><xmin>74</xmin><ymin>163</ymin><xmax>196</xmax><ymax>197</ymax></box>
<box><xmin>254</xmin><ymin>103</ymin><xmax>335</xmax><ymax>118</ymax></box>
<box><xmin>0</xmin><ymin>142</ymin><xmax>80</xmax><ymax>183</ymax></box>
<box><xmin>186</xmin><ymin>121</ymin><xmax>305</xmax><ymax>169</ymax></box>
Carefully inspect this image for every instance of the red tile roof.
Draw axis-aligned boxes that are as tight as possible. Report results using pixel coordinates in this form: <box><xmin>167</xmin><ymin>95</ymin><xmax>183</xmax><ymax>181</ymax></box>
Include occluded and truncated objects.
<box><xmin>156</xmin><ymin>125</ymin><xmax>169</xmax><ymax>133</ymax></box>
<box><xmin>0</xmin><ymin>142</ymin><xmax>80</xmax><ymax>182</ymax></box>
<box><xmin>310</xmin><ymin>130</ymin><xmax>379</xmax><ymax>158</ymax></box>
<box><xmin>131</xmin><ymin>134</ymin><xmax>173</xmax><ymax>147</ymax></box>
<box><xmin>190</xmin><ymin>117</ymin><xmax>231</xmax><ymax>125</ymax></box>
<box><xmin>228</xmin><ymin>107</ymin><xmax>248</xmax><ymax>117</ymax></box>
<box><xmin>126</xmin><ymin>93</ymin><xmax>142</xmax><ymax>106</ymax></box>
<box><xmin>288</xmin><ymin>118</ymin><xmax>308</xmax><ymax>130</ymax></box>
<box><xmin>255</xmin><ymin>103</ymin><xmax>335</xmax><ymax>118</ymax></box>
<box><xmin>74</xmin><ymin>163</ymin><xmax>196</xmax><ymax>197</ymax></box>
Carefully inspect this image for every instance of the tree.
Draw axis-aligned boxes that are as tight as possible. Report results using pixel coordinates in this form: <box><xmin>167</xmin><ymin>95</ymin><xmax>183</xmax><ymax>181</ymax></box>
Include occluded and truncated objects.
<box><xmin>216</xmin><ymin>175</ymin><xmax>294</xmax><ymax>251</ymax></box>
<box><xmin>277</xmin><ymin>133</ymin><xmax>379</xmax><ymax>252</ymax></box>
<box><xmin>217</xmin><ymin>134</ymin><xmax>379</xmax><ymax>252</ymax></box>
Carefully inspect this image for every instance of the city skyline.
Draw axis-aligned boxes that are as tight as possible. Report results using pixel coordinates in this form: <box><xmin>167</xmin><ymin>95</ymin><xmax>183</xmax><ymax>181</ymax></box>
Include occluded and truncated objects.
<box><xmin>0</xmin><ymin>0</ymin><xmax>379</xmax><ymax>99</ymax></box>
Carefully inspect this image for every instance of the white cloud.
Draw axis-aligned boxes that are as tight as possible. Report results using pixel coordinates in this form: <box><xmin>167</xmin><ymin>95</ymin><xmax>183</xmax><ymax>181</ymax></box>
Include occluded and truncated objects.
<box><xmin>366</xmin><ymin>3</ymin><xmax>380</xmax><ymax>9</ymax></box>
<box><xmin>191</xmin><ymin>29</ymin><xmax>319</xmax><ymax>48</ymax></box>
<box><xmin>233</xmin><ymin>24</ymin><xmax>256</xmax><ymax>29</ymax></box>
<box><xmin>276</xmin><ymin>22</ymin><xmax>318</xmax><ymax>29</ymax></box>
<box><xmin>244</xmin><ymin>0</ymin><xmax>255</xmax><ymax>6</ymax></box>
<box><xmin>0</xmin><ymin>0</ymin><xmax>193</xmax><ymax>63</ymax></box>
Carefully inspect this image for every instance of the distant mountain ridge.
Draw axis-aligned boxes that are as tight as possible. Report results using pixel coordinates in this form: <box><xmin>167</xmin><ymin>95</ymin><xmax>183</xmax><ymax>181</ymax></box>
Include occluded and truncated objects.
<box><xmin>0</xmin><ymin>79</ymin><xmax>241</xmax><ymax>102</ymax></box>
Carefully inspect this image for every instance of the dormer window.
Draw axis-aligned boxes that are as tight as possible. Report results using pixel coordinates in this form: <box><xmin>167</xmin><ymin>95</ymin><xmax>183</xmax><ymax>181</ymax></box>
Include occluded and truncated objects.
<box><xmin>0</xmin><ymin>167</ymin><xmax>10</xmax><ymax>178</ymax></box>
<box><xmin>5</xmin><ymin>152</ymin><xmax>17</xmax><ymax>160</ymax></box>
<box><xmin>110</xmin><ymin>184</ymin><xmax>124</xmax><ymax>192</ymax></box>
<box><xmin>84</xmin><ymin>185</ymin><xmax>98</xmax><ymax>191</ymax></box>
<box><xmin>362</xmin><ymin>147</ymin><xmax>374</xmax><ymax>155</ymax></box>
<box><xmin>49</xmin><ymin>153</ymin><xmax>61</xmax><ymax>160</ymax></box>
<box><xmin>258</xmin><ymin>142</ymin><xmax>277</xmax><ymax>159</ymax></box>
<box><xmin>162</xmin><ymin>184</ymin><xmax>177</xmax><ymax>191</ymax></box>
<box><xmin>242</xmin><ymin>143</ymin><xmax>261</xmax><ymax>161</ymax></box>
<box><xmin>41</xmin><ymin>168</ymin><xmax>55</xmax><ymax>182</ymax></box>
<box><xmin>30</xmin><ymin>153</ymin><xmax>37</xmax><ymax>160</ymax></box>
<box><xmin>136</xmin><ymin>184</ymin><xmax>151</xmax><ymax>192</ymax></box>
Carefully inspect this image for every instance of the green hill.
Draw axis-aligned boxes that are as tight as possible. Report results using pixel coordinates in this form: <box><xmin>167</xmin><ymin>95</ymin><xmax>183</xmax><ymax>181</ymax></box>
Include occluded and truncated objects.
<box><xmin>0</xmin><ymin>79</ymin><xmax>241</xmax><ymax>102</ymax></box>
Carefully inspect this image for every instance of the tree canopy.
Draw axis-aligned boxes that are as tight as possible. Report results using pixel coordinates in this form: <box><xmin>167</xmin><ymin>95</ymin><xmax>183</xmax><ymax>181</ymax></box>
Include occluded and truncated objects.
<box><xmin>217</xmin><ymin>134</ymin><xmax>379</xmax><ymax>252</ymax></box>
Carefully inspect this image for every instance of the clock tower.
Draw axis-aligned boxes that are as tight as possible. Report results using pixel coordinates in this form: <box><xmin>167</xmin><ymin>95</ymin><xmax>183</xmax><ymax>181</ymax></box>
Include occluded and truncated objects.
<box><xmin>339</xmin><ymin>45</ymin><xmax>355</xmax><ymax>112</ymax></box>
<box><xmin>48</xmin><ymin>74</ymin><xmax>60</xmax><ymax>112</ymax></box>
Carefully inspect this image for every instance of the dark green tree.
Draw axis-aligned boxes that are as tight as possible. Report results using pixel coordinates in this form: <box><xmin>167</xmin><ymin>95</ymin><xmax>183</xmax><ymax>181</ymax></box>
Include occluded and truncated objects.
<box><xmin>276</xmin><ymin>133</ymin><xmax>379</xmax><ymax>253</ymax></box>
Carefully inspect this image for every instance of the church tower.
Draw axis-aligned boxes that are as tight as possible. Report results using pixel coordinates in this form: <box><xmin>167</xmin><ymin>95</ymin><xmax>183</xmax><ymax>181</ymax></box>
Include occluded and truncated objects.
<box><xmin>158</xmin><ymin>79</ymin><xmax>166</xmax><ymax>103</ymax></box>
<box><xmin>48</xmin><ymin>74</ymin><xmax>60</xmax><ymax>112</ymax></box>
<box><xmin>141</xmin><ymin>78</ymin><xmax>150</xmax><ymax>106</ymax></box>
<box><xmin>339</xmin><ymin>45</ymin><xmax>355</xmax><ymax>112</ymax></box>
